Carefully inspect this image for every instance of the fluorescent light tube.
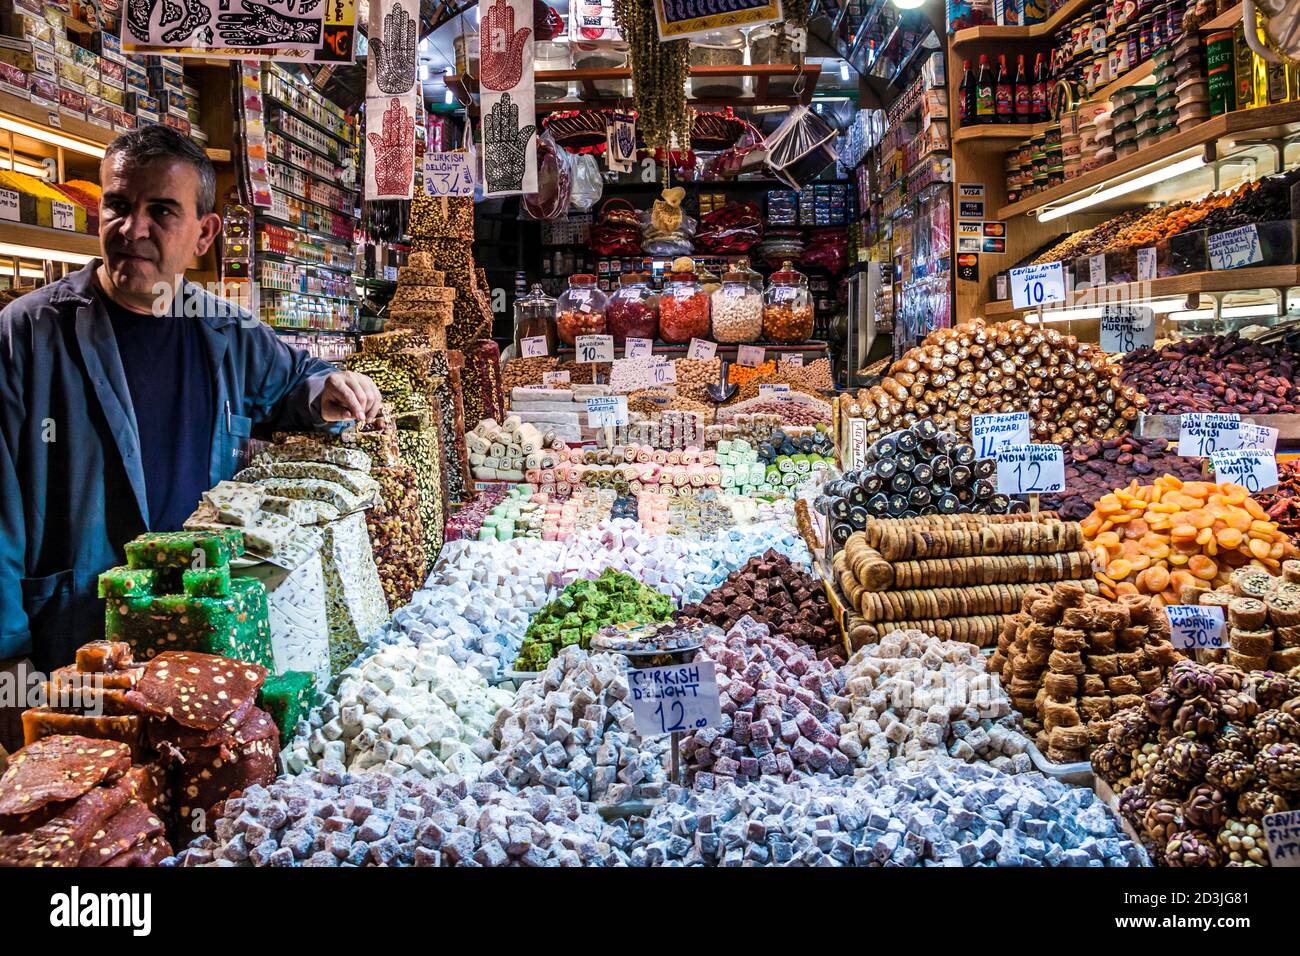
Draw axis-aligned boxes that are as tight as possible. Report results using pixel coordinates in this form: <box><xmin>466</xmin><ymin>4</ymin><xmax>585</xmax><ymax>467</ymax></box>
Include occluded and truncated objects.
<box><xmin>0</xmin><ymin>115</ymin><xmax>106</xmax><ymax>158</ymax></box>
<box><xmin>0</xmin><ymin>242</ymin><xmax>95</xmax><ymax>265</ymax></box>
<box><xmin>1038</xmin><ymin>155</ymin><xmax>1206</xmax><ymax>222</ymax></box>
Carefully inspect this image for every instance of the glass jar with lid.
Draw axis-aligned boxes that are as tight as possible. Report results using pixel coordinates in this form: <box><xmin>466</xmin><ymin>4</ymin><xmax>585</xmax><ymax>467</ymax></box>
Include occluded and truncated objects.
<box><xmin>556</xmin><ymin>274</ymin><xmax>608</xmax><ymax>345</ymax></box>
<box><xmin>762</xmin><ymin>261</ymin><xmax>814</xmax><ymax>343</ymax></box>
<box><xmin>689</xmin><ymin>30</ymin><xmax>746</xmax><ymax>97</ymax></box>
<box><xmin>658</xmin><ymin>272</ymin><xmax>711</xmax><ymax>343</ymax></box>
<box><xmin>513</xmin><ymin>282</ymin><xmax>558</xmax><ymax>355</ymax></box>
<box><xmin>710</xmin><ymin>262</ymin><xmax>763</xmax><ymax>342</ymax></box>
<box><xmin>605</xmin><ymin>272</ymin><xmax>659</xmax><ymax>344</ymax></box>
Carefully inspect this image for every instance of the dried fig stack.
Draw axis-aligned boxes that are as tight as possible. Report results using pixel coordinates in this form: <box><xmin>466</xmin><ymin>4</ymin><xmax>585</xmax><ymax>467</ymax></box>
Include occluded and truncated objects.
<box><xmin>843</xmin><ymin>318</ymin><xmax>1143</xmax><ymax>445</ymax></box>
<box><xmin>1092</xmin><ymin>659</ymin><xmax>1300</xmax><ymax>867</ymax></box>
<box><xmin>990</xmin><ymin>583</ymin><xmax>1178</xmax><ymax>763</ymax></box>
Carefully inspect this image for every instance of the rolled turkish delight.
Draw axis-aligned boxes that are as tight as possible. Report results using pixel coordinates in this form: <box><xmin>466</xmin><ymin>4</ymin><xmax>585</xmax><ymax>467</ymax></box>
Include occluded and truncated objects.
<box><xmin>202</xmin><ymin>480</ymin><xmax>264</xmax><ymax>526</ymax></box>
<box><xmin>124</xmin><ymin>530</ymin><xmax>243</xmax><ymax>572</ymax></box>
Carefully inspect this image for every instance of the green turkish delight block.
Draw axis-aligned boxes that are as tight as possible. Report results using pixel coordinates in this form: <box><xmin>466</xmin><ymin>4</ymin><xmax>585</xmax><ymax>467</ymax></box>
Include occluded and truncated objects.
<box><xmin>182</xmin><ymin>565</ymin><xmax>232</xmax><ymax>598</ymax></box>
<box><xmin>580</xmin><ymin>621</ymin><xmax>598</xmax><ymax>640</ymax></box>
<box><xmin>124</xmin><ymin>530</ymin><xmax>243</xmax><ymax>572</ymax></box>
<box><xmin>97</xmin><ymin>566</ymin><xmax>154</xmax><ymax>599</ymax></box>
<box><xmin>259</xmin><ymin>670</ymin><xmax>316</xmax><ymax>744</ymax></box>
<box><xmin>560</xmin><ymin>627</ymin><xmax>581</xmax><ymax>646</ymax></box>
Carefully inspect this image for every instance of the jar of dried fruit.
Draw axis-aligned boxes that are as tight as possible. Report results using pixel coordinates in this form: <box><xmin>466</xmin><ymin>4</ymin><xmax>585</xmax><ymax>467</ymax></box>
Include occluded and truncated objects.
<box><xmin>659</xmin><ymin>272</ymin><xmax>711</xmax><ymax>343</ymax></box>
<box><xmin>763</xmin><ymin>261</ymin><xmax>814</xmax><ymax>343</ymax></box>
<box><xmin>556</xmin><ymin>274</ymin><xmax>608</xmax><ymax>345</ymax></box>
<box><xmin>710</xmin><ymin>263</ymin><xmax>763</xmax><ymax>342</ymax></box>
<box><xmin>513</xmin><ymin>282</ymin><xmax>558</xmax><ymax>355</ymax></box>
<box><xmin>605</xmin><ymin>272</ymin><xmax>659</xmax><ymax>344</ymax></box>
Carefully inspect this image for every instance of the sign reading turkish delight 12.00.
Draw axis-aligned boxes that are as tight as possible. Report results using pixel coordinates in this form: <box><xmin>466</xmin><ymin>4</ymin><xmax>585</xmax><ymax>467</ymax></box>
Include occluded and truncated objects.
<box><xmin>627</xmin><ymin>660</ymin><xmax>720</xmax><ymax>737</ymax></box>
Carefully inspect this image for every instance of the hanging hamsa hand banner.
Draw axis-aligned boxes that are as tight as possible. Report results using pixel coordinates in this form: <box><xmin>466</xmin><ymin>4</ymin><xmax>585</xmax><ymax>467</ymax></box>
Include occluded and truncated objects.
<box><xmin>365</xmin><ymin>94</ymin><xmax>419</xmax><ymax>199</ymax></box>
<box><xmin>478</xmin><ymin>0</ymin><xmax>537</xmax><ymax>196</ymax></box>
<box><xmin>365</xmin><ymin>0</ymin><xmax>419</xmax><ymax>97</ymax></box>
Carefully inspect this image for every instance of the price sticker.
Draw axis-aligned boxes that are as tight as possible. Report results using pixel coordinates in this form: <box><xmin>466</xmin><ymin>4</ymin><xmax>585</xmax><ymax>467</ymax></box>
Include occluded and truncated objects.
<box><xmin>627</xmin><ymin>660</ymin><xmax>720</xmax><ymax>738</ymax></box>
<box><xmin>47</xmin><ymin>111</ymin><xmax>61</xmax><ymax>128</ymax></box>
<box><xmin>736</xmin><ymin>345</ymin><xmax>765</xmax><ymax>367</ymax></box>
<box><xmin>972</xmin><ymin>411</ymin><xmax>1030</xmax><ymax>459</ymax></box>
<box><xmin>51</xmin><ymin>200</ymin><xmax>76</xmax><ymax>231</ymax></box>
<box><xmin>1167</xmin><ymin>604</ymin><xmax>1226</xmax><ymax>650</ymax></box>
<box><xmin>542</xmin><ymin>370</ymin><xmax>570</xmax><ymax>387</ymax></box>
<box><xmin>1211</xmin><ymin>449</ymin><xmax>1279</xmax><ymax>494</ymax></box>
<box><xmin>1136</xmin><ymin>246</ymin><xmax>1158</xmax><ymax>282</ymax></box>
<box><xmin>1179</xmin><ymin>413</ymin><xmax>1242</xmax><ymax>458</ymax></box>
<box><xmin>1010</xmin><ymin>261</ymin><xmax>1066</xmax><ymax>310</ymax></box>
<box><xmin>1240</xmin><ymin>422</ymin><xmax>1279</xmax><ymax>453</ymax></box>
<box><xmin>1208</xmin><ymin>224</ymin><xmax>1263</xmax><ymax>271</ymax></box>
<box><xmin>687</xmin><ymin>338</ymin><xmax>717</xmax><ymax>361</ymax></box>
<box><xmin>520</xmin><ymin>335</ymin><xmax>549</xmax><ymax>357</ymax></box>
<box><xmin>652</xmin><ymin>360</ymin><xmax>676</xmax><ymax>384</ymax></box>
<box><xmin>996</xmin><ymin>444</ymin><xmax>1065</xmax><ymax>495</ymax></box>
<box><xmin>586</xmin><ymin>395</ymin><xmax>628</xmax><ymax>426</ymax></box>
<box><xmin>759</xmin><ymin>383</ymin><xmax>792</xmax><ymax>400</ymax></box>
<box><xmin>1099</xmin><ymin>306</ymin><xmax>1155</xmax><ymax>353</ymax></box>
<box><xmin>1089</xmin><ymin>254</ymin><xmax>1106</xmax><ymax>288</ymax></box>
<box><xmin>780</xmin><ymin>353</ymin><xmax>804</xmax><ymax>368</ymax></box>
<box><xmin>624</xmin><ymin>337</ymin><xmax>653</xmax><ymax>358</ymax></box>
<box><xmin>1262</xmin><ymin>811</ymin><xmax>1300</xmax><ymax>868</ymax></box>
<box><xmin>0</xmin><ymin>188</ymin><xmax>18</xmax><ymax>222</ymax></box>
<box><xmin>575</xmin><ymin>334</ymin><xmax>614</xmax><ymax>364</ymax></box>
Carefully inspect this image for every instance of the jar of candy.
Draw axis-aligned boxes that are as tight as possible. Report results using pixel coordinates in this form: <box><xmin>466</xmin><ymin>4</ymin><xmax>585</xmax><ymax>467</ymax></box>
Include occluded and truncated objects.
<box><xmin>762</xmin><ymin>261</ymin><xmax>813</xmax><ymax>343</ymax></box>
<box><xmin>555</xmin><ymin>274</ymin><xmax>608</xmax><ymax>345</ymax></box>
<box><xmin>709</xmin><ymin>264</ymin><xmax>763</xmax><ymax>342</ymax></box>
<box><xmin>605</xmin><ymin>272</ymin><xmax>659</xmax><ymax>344</ymax></box>
<box><xmin>658</xmin><ymin>272</ymin><xmax>711</xmax><ymax>343</ymax></box>
<box><xmin>512</xmin><ymin>283</ymin><xmax>558</xmax><ymax>356</ymax></box>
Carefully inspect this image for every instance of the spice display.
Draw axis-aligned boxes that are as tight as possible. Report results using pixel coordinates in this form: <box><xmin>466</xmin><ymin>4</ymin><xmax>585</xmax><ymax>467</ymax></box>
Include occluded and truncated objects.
<box><xmin>1180</xmin><ymin>569</ymin><xmax>1300</xmax><ymax>673</ymax></box>
<box><xmin>514</xmin><ymin>569</ymin><xmax>674</xmax><ymax>670</ymax></box>
<box><xmin>1045</xmin><ymin>436</ymin><xmax>1207</xmax><ymax>521</ymax></box>
<box><xmin>842</xmin><ymin>630</ymin><xmax>1032</xmax><ymax>772</ymax></box>
<box><xmin>1121</xmin><ymin>332</ymin><xmax>1300</xmax><ymax>415</ymax></box>
<box><xmin>1093</xmin><ymin>658</ymin><xmax>1300</xmax><ymax>866</ymax></box>
<box><xmin>1081</xmin><ymin>477</ymin><xmax>1296</xmax><ymax>603</ymax></box>
<box><xmin>990</xmin><ymin>584</ymin><xmax>1177</xmax><ymax>764</ymax></box>
<box><xmin>605</xmin><ymin>273</ymin><xmax>659</xmax><ymax>344</ymax></box>
<box><xmin>658</xmin><ymin>272</ymin><xmax>711</xmax><ymax>343</ymax></box>
<box><xmin>834</xmin><ymin>513</ymin><xmax>1096</xmax><ymax>648</ymax></box>
<box><xmin>845</xmin><ymin>319</ymin><xmax>1142</xmax><ymax>445</ymax></box>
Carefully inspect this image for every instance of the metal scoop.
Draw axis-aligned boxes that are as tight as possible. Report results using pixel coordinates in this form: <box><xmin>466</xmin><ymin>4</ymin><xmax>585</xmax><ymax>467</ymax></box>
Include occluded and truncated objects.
<box><xmin>706</xmin><ymin>359</ymin><xmax>739</xmax><ymax>405</ymax></box>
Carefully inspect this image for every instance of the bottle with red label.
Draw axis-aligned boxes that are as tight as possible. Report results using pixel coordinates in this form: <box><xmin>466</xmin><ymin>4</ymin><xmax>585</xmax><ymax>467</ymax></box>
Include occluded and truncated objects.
<box><xmin>974</xmin><ymin>54</ymin><xmax>995</xmax><ymax>124</ymax></box>
<box><xmin>1032</xmin><ymin>53</ymin><xmax>1050</xmax><ymax>123</ymax></box>
<box><xmin>995</xmin><ymin>54</ymin><xmax>1013</xmax><ymax>124</ymax></box>
<box><xmin>958</xmin><ymin>59</ymin><xmax>975</xmax><ymax>126</ymax></box>
<box><xmin>1014</xmin><ymin>54</ymin><xmax>1031</xmax><ymax>123</ymax></box>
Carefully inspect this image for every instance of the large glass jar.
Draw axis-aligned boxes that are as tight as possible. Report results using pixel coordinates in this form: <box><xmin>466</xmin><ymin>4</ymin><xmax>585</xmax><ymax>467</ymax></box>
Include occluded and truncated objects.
<box><xmin>605</xmin><ymin>272</ymin><xmax>659</xmax><ymax>344</ymax></box>
<box><xmin>689</xmin><ymin>30</ymin><xmax>746</xmax><ymax>97</ymax></box>
<box><xmin>513</xmin><ymin>283</ymin><xmax>558</xmax><ymax>356</ymax></box>
<box><xmin>762</xmin><ymin>261</ymin><xmax>814</xmax><ymax>343</ymax></box>
<box><xmin>659</xmin><ymin>273</ymin><xmax>711</xmax><ymax>343</ymax></box>
<box><xmin>556</xmin><ymin>274</ymin><xmax>608</xmax><ymax>345</ymax></box>
<box><xmin>709</xmin><ymin>266</ymin><xmax>762</xmax><ymax>342</ymax></box>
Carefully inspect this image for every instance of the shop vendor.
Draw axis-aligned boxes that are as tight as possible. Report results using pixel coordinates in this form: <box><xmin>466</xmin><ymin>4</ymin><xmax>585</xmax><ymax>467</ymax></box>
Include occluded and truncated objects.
<box><xmin>0</xmin><ymin>125</ymin><xmax>383</xmax><ymax>714</ymax></box>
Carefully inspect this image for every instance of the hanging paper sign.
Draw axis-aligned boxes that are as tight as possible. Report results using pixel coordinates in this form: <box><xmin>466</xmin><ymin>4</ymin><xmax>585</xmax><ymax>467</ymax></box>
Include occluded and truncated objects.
<box><xmin>366</xmin><ymin>0</ymin><xmax>419</xmax><ymax>97</ymax></box>
<box><xmin>423</xmin><ymin>152</ymin><xmax>476</xmax><ymax>196</ymax></box>
<box><xmin>1099</xmin><ymin>306</ymin><xmax>1155</xmax><ymax>353</ymax></box>
<box><xmin>479</xmin><ymin>0</ymin><xmax>538</xmax><ymax>195</ymax></box>
<box><xmin>122</xmin><ymin>0</ymin><xmax>329</xmax><ymax>54</ymax></box>
<box><xmin>123</xmin><ymin>0</ymin><xmax>357</xmax><ymax>61</ymax></box>
<box><xmin>365</xmin><ymin>95</ymin><xmax>418</xmax><ymax>200</ymax></box>
<box><xmin>1167</xmin><ymin>604</ymin><xmax>1226</xmax><ymax>650</ymax></box>
<box><xmin>652</xmin><ymin>0</ymin><xmax>783</xmax><ymax>40</ymax></box>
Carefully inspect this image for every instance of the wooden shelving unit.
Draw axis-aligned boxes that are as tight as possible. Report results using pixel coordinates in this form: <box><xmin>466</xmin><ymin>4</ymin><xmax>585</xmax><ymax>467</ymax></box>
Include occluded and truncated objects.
<box><xmin>0</xmin><ymin>90</ymin><xmax>113</xmax><ymax>150</ymax></box>
<box><xmin>1</xmin><ymin>221</ymin><xmax>100</xmax><ymax>259</ymax></box>
<box><xmin>950</xmin><ymin>0</ymin><xmax>1094</xmax><ymax>46</ymax></box>
<box><xmin>1198</xmin><ymin>2</ymin><xmax>1246</xmax><ymax>31</ymax></box>
<box><xmin>952</xmin><ymin>121</ymin><xmax>1053</xmax><ymax>144</ymax></box>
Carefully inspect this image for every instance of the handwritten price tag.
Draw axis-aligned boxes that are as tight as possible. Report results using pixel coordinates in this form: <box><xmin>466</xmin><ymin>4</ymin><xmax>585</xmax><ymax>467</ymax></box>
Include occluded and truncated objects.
<box><xmin>1089</xmin><ymin>254</ymin><xmax>1106</xmax><ymax>288</ymax></box>
<box><xmin>1136</xmin><ymin>246</ymin><xmax>1158</xmax><ymax>282</ymax></box>
<box><xmin>758</xmin><ymin>383</ymin><xmax>792</xmax><ymax>400</ymax></box>
<box><xmin>780</xmin><ymin>353</ymin><xmax>804</xmax><ymax>368</ymax></box>
<box><xmin>1179</xmin><ymin>413</ymin><xmax>1242</xmax><ymax>458</ymax></box>
<box><xmin>652</xmin><ymin>360</ymin><xmax>676</xmax><ymax>384</ymax></box>
<box><xmin>1167</xmin><ymin>604</ymin><xmax>1226</xmax><ymax>650</ymax></box>
<box><xmin>520</xmin><ymin>335</ymin><xmax>549</xmax><ymax>357</ymax></box>
<box><xmin>1209</xmin><ymin>224</ymin><xmax>1263</xmax><ymax>271</ymax></box>
<box><xmin>625</xmin><ymin>337</ymin><xmax>653</xmax><ymax>358</ymax></box>
<box><xmin>687</xmin><ymin>338</ymin><xmax>717</xmax><ymax>361</ymax></box>
<box><xmin>542</xmin><ymin>370</ymin><xmax>570</xmax><ymax>387</ymax></box>
<box><xmin>1211</xmin><ymin>449</ymin><xmax>1279</xmax><ymax>494</ymax></box>
<box><xmin>627</xmin><ymin>661</ymin><xmax>720</xmax><ymax>738</ymax></box>
<box><xmin>1240</xmin><ymin>422</ymin><xmax>1279</xmax><ymax>453</ymax></box>
<box><xmin>0</xmin><ymin>188</ymin><xmax>18</xmax><ymax>222</ymax></box>
<box><xmin>996</xmin><ymin>444</ymin><xmax>1065</xmax><ymax>494</ymax></box>
<box><xmin>586</xmin><ymin>395</ymin><xmax>628</xmax><ymax>426</ymax></box>
<box><xmin>1262</xmin><ymin>811</ymin><xmax>1300</xmax><ymax>868</ymax></box>
<box><xmin>1010</xmin><ymin>262</ymin><xmax>1066</xmax><ymax>309</ymax></box>
<box><xmin>1099</xmin><ymin>306</ymin><xmax>1155</xmax><ymax>353</ymax></box>
<box><xmin>972</xmin><ymin>411</ymin><xmax>1030</xmax><ymax>459</ymax></box>
<box><xmin>52</xmin><ymin>200</ymin><xmax>76</xmax><ymax>231</ymax></box>
<box><xmin>736</xmin><ymin>345</ymin><xmax>765</xmax><ymax>367</ymax></box>
<box><xmin>422</xmin><ymin>152</ymin><xmax>475</xmax><ymax>196</ymax></box>
<box><xmin>575</xmin><ymin>334</ymin><xmax>614</xmax><ymax>364</ymax></box>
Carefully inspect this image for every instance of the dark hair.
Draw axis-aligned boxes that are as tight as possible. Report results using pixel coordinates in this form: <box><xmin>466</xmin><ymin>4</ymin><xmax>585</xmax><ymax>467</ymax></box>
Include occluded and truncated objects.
<box><xmin>103</xmin><ymin>124</ymin><xmax>217</xmax><ymax>217</ymax></box>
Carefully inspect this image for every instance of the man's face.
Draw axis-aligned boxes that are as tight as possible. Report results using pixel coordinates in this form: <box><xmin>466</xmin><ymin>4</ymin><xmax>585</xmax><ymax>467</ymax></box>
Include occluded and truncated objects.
<box><xmin>98</xmin><ymin>154</ymin><xmax>219</xmax><ymax>307</ymax></box>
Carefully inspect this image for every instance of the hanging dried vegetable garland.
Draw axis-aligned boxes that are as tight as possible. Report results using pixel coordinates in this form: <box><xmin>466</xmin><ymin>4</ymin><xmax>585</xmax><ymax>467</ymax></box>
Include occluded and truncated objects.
<box><xmin>613</xmin><ymin>0</ymin><xmax>691</xmax><ymax>151</ymax></box>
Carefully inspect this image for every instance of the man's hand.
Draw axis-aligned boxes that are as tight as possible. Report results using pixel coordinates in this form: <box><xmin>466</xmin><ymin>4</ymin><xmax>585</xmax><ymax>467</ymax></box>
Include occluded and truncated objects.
<box><xmin>320</xmin><ymin>370</ymin><xmax>384</xmax><ymax>422</ymax></box>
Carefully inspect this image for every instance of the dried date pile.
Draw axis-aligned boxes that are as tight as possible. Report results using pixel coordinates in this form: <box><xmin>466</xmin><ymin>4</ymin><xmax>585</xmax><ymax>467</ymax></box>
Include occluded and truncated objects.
<box><xmin>1121</xmin><ymin>332</ymin><xmax>1300</xmax><ymax>414</ymax></box>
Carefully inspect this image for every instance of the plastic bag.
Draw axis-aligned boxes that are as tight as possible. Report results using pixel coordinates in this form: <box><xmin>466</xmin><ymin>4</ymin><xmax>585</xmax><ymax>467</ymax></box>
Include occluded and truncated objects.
<box><xmin>569</xmin><ymin>153</ymin><xmax>603</xmax><ymax>211</ymax></box>
<box><xmin>522</xmin><ymin>130</ymin><xmax>574</xmax><ymax>221</ymax></box>
<box><xmin>764</xmin><ymin>105</ymin><xmax>838</xmax><ymax>188</ymax></box>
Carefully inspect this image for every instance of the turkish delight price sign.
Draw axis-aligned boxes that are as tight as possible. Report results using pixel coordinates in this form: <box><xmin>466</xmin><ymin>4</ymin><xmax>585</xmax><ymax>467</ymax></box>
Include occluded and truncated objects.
<box><xmin>1099</xmin><ymin>306</ymin><xmax>1155</xmax><ymax>353</ymax></box>
<box><xmin>996</xmin><ymin>444</ymin><xmax>1065</xmax><ymax>494</ymax></box>
<box><xmin>1167</xmin><ymin>604</ymin><xmax>1226</xmax><ymax>650</ymax></box>
<box><xmin>1010</xmin><ymin>262</ymin><xmax>1066</xmax><ymax>309</ymax></box>
<box><xmin>586</xmin><ymin>395</ymin><xmax>628</xmax><ymax>427</ymax></box>
<box><xmin>628</xmin><ymin>660</ymin><xmax>720</xmax><ymax>738</ymax></box>
<box><xmin>422</xmin><ymin>152</ymin><xmax>476</xmax><ymax>197</ymax></box>
<box><xmin>575</xmin><ymin>334</ymin><xmax>615</xmax><ymax>364</ymax></box>
<box><xmin>1263</xmin><ymin>810</ymin><xmax>1300</xmax><ymax>867</ymax></box>
<box><xmin>972</xmin><ymin>411</ymin><xmax>1030</xmax><ymax>459</ymax></box>
<box><xmin>520</xmin><ymin>335</ymin><xmax>549</xmax><ymax>357</ymax></box>
<box><xmin>1211</xmin><ymin>449</ymin><xmax>1279</xmax><ymax>494</ymax></box>
<box><xmin>1179</xmin><ymin>413</ymin><xmax>1242</xmax><ymax>457</ymax></box>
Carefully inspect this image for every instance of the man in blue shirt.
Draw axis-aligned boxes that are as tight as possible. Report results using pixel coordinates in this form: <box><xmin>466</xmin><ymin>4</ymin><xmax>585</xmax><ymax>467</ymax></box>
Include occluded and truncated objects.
<box><xmin>0</xmin><ymin>125</ymin><xmax>382</xmax><ymax>741</ymax></box>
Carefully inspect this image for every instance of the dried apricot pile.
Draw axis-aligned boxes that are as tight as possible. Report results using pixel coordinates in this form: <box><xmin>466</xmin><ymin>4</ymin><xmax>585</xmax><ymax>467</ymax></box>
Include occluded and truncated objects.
<box><xmin>1081</xmin><ymin>475</ymin><xmax>1298</xmax><ymax>605</ymax></box>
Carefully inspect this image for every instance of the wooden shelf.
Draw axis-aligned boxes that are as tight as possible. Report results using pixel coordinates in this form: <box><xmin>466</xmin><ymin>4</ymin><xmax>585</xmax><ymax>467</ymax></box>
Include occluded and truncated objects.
<box><xmin>996</xmin><ymin>101</ymin><xmax>1300</xmax><ymax>219</ymax></box>
<box><xmin>1</xmin><ymin>221</ymin><xmax>100</xmax><ymax>259</ymax></box>
<box><xmin>1198</xmin><ymin>2</ymin><xmax>1245</xmax><ymax>30</ymax></box>
<box><xmin>0</xmin><ymin>91</ymin><xmax>113</xmax><ymax>149</ymax></box>
<box><xmin>982</xmin><ymin>265</ymin><xmax>1300</xmax><ymax>315</ymax></box>
<box><xmin>951</xmin><ymin>0</ymin><xmax>1094</xmax><ymax>47</ymax></box>
<box><xmin>1138</xmin><ymin>412</ymin><xmax>1300</xmax><ymax>443</ymax></box>
<box><xmin>953</xmin><ymin>121</ymin><xmax>1052</xmax><ymax>144</ymax></box>
<box><xmin>204</xmin><ymin>148</ymin><xmax>232</xmax><ymax>163</ymax></box>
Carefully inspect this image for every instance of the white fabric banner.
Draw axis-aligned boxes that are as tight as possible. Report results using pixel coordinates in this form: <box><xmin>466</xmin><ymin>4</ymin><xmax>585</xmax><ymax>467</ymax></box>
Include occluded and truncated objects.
<box><xmin>365</xmin><ymin>94</ymin><xmax>418</xmax><ymax>200</ymax></box>
<box><xmin>478</xmin><ymin>0</ymin><xmax>537</xmax><ymax>195</ymax></box>
<box><xmin>123</xmin><ymin>0</ymin><xmax>328</xmax><ymax>50</ymax></box>
<box><xmin>365</xmin><ymin>0</ymin><xmax>419</xmax><ymax>97</ymax></box>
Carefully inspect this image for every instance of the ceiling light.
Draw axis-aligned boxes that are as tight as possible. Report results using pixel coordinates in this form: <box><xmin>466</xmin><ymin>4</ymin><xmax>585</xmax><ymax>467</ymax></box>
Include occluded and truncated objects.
<box><xmin>419</xmin><ymin>64</ymin><xmax>430</xmax><ymax>81</ymax></box>
<box><xmin>839</xmin><ymin>62</ymin><xmax>851</xmax><ymax>82</ymax></box>
<box><xmin>1037</xmin><ymin>155</ymin><xmax>1207</xmax><ymax>222</ymax></box>
<box><xmin>0</xmin><ymin>242</ymin><xmax>95</xmax><ymax>265</ymax></box>
<box><xmin>1170</xmin><ymin>305</ymin><xmax>1282</xmax><ymax>321</ymax></box>
<box><xmin>0</xmin><ymin>115</ymin><xmax>105</xmax><ymax>158</ymax></box>
<box><xmin>1030</xmin><ymin>297</ymin><xmax>1188</xmax><ymax>321</ymax></box>
<box><xmin>891</xmin><ymin>0</ymin><xmax>926</xmax><ymax>8</ymax></box>
<box><xmin>444</xmin><ymin>88</ymin><xmax>455</xmax><ymax>104</ymax></box>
